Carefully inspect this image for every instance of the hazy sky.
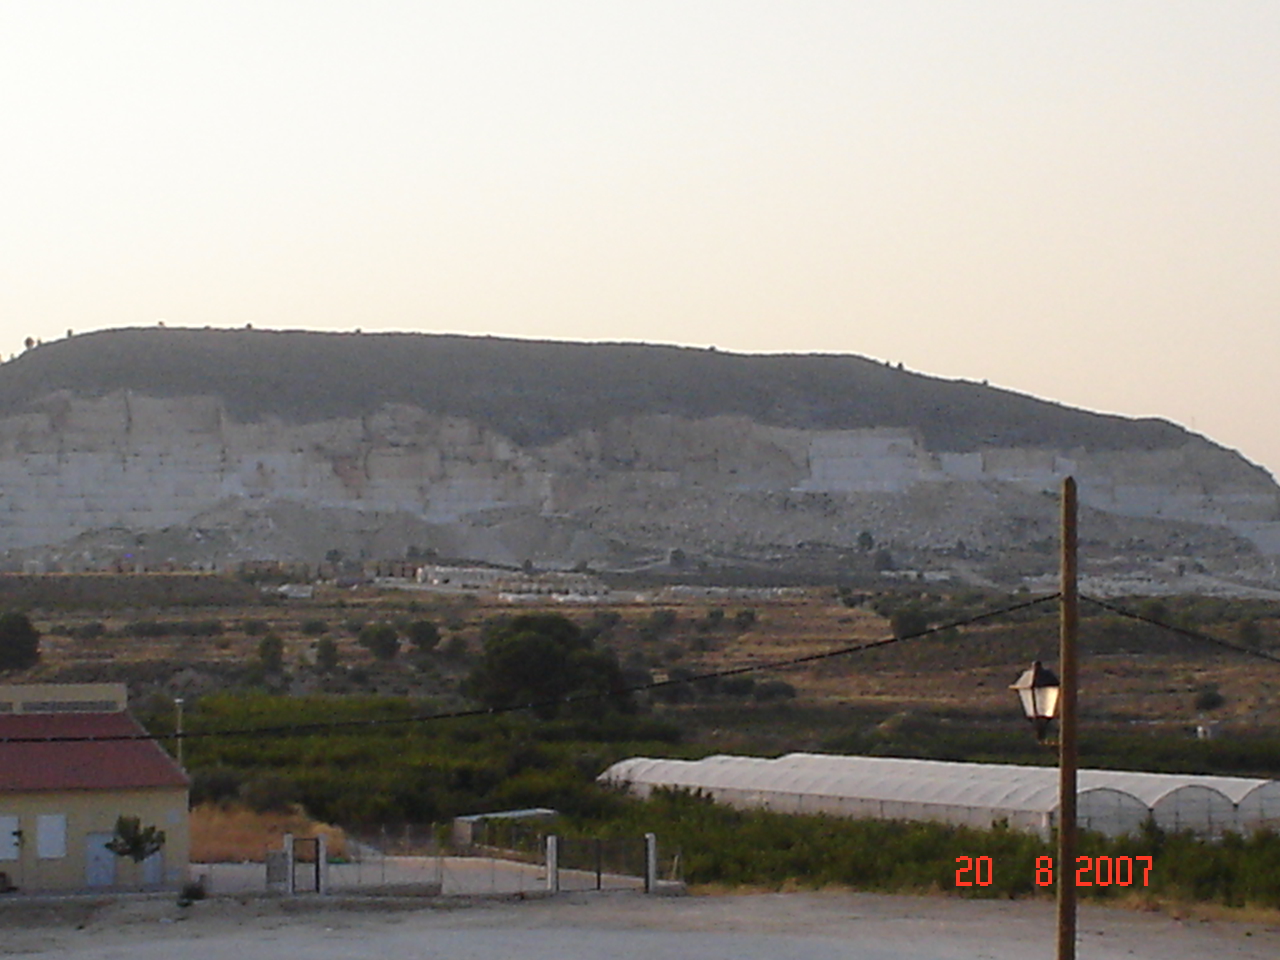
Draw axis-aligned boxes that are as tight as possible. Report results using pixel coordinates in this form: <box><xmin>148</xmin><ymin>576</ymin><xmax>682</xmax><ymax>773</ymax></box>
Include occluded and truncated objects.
<box><xmin>3</xmin><ymin>3</ymin><xmax>1278</xmax><ymax>477</ymax></box>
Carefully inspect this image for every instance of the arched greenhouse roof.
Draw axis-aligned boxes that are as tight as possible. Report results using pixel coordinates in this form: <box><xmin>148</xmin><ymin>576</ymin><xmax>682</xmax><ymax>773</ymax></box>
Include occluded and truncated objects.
<box><xmin>599</xmin><ymin>753</ymin><xmax>1280</xmax><ymax>838</ymax></box>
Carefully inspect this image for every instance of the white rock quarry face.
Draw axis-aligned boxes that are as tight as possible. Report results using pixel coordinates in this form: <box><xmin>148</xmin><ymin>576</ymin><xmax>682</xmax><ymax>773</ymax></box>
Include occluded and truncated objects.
<box><xmin>0</xmin><ymin>391</ymin><xmax>1277</xmax><ymax>574</ymax></box>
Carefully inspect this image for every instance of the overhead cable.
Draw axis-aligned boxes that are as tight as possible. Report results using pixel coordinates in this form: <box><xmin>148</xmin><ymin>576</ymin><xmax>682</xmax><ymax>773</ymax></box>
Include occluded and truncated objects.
<box><xmin>1081</xmin><ymin>595</ymin><xmax>1280</xmax><ymax>666</ymax></box>
<box><xmin>0</xmin><ymin>593</ymin><xmax>1062</xmax><ymax>745</ymax></box>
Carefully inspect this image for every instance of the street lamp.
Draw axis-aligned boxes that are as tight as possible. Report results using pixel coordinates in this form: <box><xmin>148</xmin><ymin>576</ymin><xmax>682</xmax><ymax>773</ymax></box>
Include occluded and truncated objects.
<box><xmin>1010</xmin><ymin>660</ymin><xmax>1061</xmax><ymax>743</ymax></box>
<box><xmin>1008</xmin><ymin>477</ymin><xmax>1078</xmax><ymax>960</ymax></box>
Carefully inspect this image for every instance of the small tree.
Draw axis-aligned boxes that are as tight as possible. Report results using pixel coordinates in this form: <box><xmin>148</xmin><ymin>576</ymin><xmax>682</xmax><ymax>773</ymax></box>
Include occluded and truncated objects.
<box><xmin>359</xmin><ymin>622</ymin><xmax>400</xmax><ymax>660</ymax></box>
<box><xmin>1238</xmin><ymin>619</ymin><xmax>1263</xmax><ymax>648</ymax></box>
<box><xmin>406</xmin><ymin>619</ymin><xmax>441</xmax><ymax>654</ymax></box>
<box><xmin>1195</xmin><ymin>686</ymin><xmax>1226</xmax><ymax>712</ymax></box>
<box><xmin>105</xmin><ymin>816</ymin><xmax>166</xmax><ymax>863</ymax></box>
<box><xmin>257</xmin><ymin>633</ymin><xmax>285</xmax><ymax>674</ymax></box>
<box><xmin>315</xmin><ymin>637</ymin><xmax>340</xmax><ymax>673</ymax></box>
<box><xmin>638</xmin><ymin>609</ymin><xmax>677</xmax><ymax>642</ymax></box>
<box><xmin>464</xmin><ymin>613</ymin><xmax>630</xmax><ymax>719</ymax></box>
<box><xmin>0</xmin><ymin>612</ymin><xmax>40</xmax><ymax>671</ymax></box>
<box><xmin>890</xmin><ymin>606</ymin><xmax>930</xmax><ymax>640</ymax></box>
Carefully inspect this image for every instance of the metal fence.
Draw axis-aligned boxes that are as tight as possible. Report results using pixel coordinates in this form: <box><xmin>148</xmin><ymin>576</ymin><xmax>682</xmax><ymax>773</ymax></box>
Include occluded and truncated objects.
<box><xmin>192</xmin><ymin>823</ymin><xmax>672</xmax><ymax>898</ymax></box>
<box><xmin>554</xmin><ymin>836</ymin><xmax>648</xmax><ymax>892</ymax></box>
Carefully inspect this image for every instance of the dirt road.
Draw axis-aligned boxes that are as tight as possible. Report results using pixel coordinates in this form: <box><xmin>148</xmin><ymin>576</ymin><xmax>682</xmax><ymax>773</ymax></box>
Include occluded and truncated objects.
<box><xmin>2</xmin><ymin>890</ymin><xmax>1277</xmax><ymax>960</ymax></box>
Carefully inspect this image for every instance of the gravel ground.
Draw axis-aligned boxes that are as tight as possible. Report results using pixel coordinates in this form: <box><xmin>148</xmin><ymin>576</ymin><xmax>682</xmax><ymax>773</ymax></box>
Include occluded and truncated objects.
<box><xmin>2</xmin><ymin>890</ymin><xmax>1278</xmax><ymax>960</ymax></box>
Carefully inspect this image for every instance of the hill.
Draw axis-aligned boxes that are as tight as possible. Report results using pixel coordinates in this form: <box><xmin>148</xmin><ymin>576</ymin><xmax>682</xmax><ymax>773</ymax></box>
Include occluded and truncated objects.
<box><xmin>0</xmin><ymin>327</ymin><xmax>1275</xmax><ymax>588</ymax></box>
<box><xmin>0</xmin><ymin>328</ymin><xmax>1191</xmax><ymax>452</ymax></box>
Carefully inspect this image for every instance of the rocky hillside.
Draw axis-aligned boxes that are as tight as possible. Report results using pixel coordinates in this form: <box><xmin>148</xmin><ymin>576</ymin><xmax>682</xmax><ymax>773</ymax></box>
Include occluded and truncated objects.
<box><xmin>1</xmin><ymin>328</ymin><xmax>1277</xmax><ymax>591</ymax></box>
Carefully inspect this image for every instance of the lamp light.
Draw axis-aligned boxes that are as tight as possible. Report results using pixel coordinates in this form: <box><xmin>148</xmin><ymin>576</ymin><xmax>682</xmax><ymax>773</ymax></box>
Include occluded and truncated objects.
<box><xmin>1010</xmin><ymin>660</ymin><xmax>1061</xmax><ymax>742</ymax></box>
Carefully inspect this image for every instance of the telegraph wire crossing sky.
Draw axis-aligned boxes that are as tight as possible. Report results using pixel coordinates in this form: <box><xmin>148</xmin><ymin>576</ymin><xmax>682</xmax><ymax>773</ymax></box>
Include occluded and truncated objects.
<box><xmin>1</xmin><ymin>2</ymin><xmax>1278</xmax><ymax>478</ymax></box>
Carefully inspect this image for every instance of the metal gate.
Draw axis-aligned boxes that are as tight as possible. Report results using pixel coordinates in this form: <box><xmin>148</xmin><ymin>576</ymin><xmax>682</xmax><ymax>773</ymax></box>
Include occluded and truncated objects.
<box><xmin>291</xmin><ymin>836</ymin><xmax>321</xmax><ymax>893</ymax></box>
<box><xmin>554</xmin><ymin>836</ymin><xmax>648</xmax><ymax>892</ymax></box>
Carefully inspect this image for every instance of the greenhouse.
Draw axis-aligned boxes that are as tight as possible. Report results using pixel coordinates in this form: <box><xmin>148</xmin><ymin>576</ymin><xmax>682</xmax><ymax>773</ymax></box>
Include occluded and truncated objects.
<box><xmin>599</xmin><ymin>753</ymin><xmax>1280</xmax><ymax>840</ymax></box>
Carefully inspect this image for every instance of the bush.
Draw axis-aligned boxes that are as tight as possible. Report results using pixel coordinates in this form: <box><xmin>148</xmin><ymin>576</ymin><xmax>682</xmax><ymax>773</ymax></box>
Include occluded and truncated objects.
<box><xmin>105</xmin><ymin>816</ymin><xmax>166</xmax><ymax>863</ymax></box>
<box><xmin>582</xmin><ymin>610</ymin><xmax>622</xmax><ymax>642</ymax></box>
<box><xmin>258</xmin><ymin>633</ymin><xmax>285</xmax><ymax>674</ymax></box>
<box><xmin>1194</xmin><ymin>686</ymin><xmax>1226</xmax><ymax>712</ymax></box>
<box><xmin>70</xmin><ymin>621</ymin><xmax>106</xmax><ymax>640</ymax></box>
<box><xmin>300</xmin><ymin>618</ymin><xmax>329</xmax><ymax>637</ymax></box>
<box><xmin>889</xmin><ymin>606</ymin><xmax>931</xmax><ymax>640</ymax></box>
<box><xmin>127</xmin><ymin>620</ymin><xmax>169</xmax><ymax>638</ymax></box>
<box><xmin>406</xmin><ymin>619</ymin><xmax>441</xmax><ymax>653</ymax></box>
<box><xmin>696</xmin><ymin>608</ymin><xmax>726</xmax><ymax>633</ymax></box>
<box><xmin>720</xmin><ymin>676</ymin><xmax>756</xmax><ymax>698</ymax></box>
<box><xmin>0</xmin><ymin>612</ymin><xmax>40</xmax><ymax>671</ymax></box>
<box><xmin>753</xmin><ymin>679</ymin><xmax>797</xmax><ymax>702</ymax></box>
<box><xmin>359</xmin><ymin>623</ymin><xmax>400</xmax><ymax>660</ymax></box>
<box><xmin>639</xmin><ymin>609</ymin><xmax>677</xmax><ymax>642</ymax></box>
<box><xmin>441</xmin><ymin>634</ymin><xmax>470</xmax><ymax>660</ymax></box>
<box><xmin>1238</xmin><ymin>619</ymin><xmax>1263</xmax><ymax>648</ymax></box>
<box><xmin>241</xmin><ymin>619</ymin><xmax>270</xmax><ymax>636</ymax></box>
<box><xmin>315</xmin><ymin>637</ymin><xmax>340</xmax><ymax>673</ymax></box>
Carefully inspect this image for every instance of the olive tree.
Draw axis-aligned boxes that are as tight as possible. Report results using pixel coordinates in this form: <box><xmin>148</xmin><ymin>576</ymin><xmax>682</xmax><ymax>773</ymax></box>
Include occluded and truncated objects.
<box><xmin>464</xmin><ymin>613</ymin><xmax>630</xmax><ymax>719</ymax></box>
<box><xmin>0</xmin><ymin>612</ymin><xmax>39</xmax><ymax>671</ymax></box>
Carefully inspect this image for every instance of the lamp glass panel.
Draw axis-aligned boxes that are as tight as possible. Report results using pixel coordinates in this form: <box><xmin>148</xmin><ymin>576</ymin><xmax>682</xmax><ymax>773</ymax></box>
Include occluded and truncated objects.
<box><xmin>1016</xmin><ymin>686</ymin><xmax>1037</xmax><ymax>720</ymax></box>
<box><xmin>1033</xmin><ymin>684</ymin><xmax>1061</xmax><ymax>720</ymax></box>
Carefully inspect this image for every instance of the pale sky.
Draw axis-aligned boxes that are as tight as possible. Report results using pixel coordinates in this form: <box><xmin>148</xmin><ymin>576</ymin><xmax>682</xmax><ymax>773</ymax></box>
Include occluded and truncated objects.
<box><xmin>2</xmin><ymin>2</ymin><xmax>1278</xmax><ymax>478</ymax></box>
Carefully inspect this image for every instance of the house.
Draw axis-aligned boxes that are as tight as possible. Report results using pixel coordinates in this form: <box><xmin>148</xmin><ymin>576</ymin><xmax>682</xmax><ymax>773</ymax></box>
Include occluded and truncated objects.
<box><xmin>0</xmin><ymin>683</ymin><xmax>190</xmax><ymax>892</ymax></box>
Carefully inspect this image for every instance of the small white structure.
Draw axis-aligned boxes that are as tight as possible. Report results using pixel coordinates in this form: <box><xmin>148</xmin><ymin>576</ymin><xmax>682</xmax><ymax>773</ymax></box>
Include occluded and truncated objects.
<box><xmin>599</xmin><ymin>753</ymin><xmax>1280</xmax><ymax>840</ymax></box>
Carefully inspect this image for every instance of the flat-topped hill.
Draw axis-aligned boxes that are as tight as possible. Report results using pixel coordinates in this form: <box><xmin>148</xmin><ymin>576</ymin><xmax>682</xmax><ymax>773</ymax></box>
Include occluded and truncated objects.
<box><xmin>0</xmin><ymin>328</ymin><xmax>1190</xmax><ymax>454</ymax></box>
<box><xmin>1</xmin><ymin>327</ymin><xmax>1275</xmax><ymax>584</ymax></box>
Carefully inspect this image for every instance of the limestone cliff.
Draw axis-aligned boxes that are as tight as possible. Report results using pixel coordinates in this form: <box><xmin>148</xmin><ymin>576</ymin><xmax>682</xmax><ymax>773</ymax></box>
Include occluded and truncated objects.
<box><xmin>1</xmin><ymin>329</ymin><xmax>1277</xmax><ymax>589</ymax></box>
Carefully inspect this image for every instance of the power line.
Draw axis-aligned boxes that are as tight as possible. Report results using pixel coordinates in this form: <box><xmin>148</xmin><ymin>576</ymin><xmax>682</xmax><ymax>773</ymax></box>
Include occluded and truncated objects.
<box><xmin>1081</xmin><ymin>595</ymin><xmax>1280</xmax><ymax>666</ymax></box>
<box><xmin>0</xmin><ymin>593</ymin><xmax>1061</xmax><ymax>745</ymax></box>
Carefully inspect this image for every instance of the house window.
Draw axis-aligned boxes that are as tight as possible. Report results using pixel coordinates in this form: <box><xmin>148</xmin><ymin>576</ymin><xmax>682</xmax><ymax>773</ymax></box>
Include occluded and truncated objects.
<box><xmin>36</xmin><ymin>814</ymin><xmax>67</xmax><ymax>859</ymax></box>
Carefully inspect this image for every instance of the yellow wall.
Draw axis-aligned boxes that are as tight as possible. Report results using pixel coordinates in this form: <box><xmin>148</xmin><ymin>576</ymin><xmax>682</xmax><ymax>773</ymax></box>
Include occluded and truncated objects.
<box><xmin>0</xmin><ymin>787</ymin><xmax>189</xmax><ymax>892</ymax></box>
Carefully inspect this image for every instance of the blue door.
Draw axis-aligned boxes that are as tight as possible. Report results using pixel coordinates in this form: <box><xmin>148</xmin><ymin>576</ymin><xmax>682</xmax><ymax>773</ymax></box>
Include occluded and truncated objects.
<box><xmin>85</xmin><ymin>833</ymin><xmax>116</xmax><ymax>887</ymax></box>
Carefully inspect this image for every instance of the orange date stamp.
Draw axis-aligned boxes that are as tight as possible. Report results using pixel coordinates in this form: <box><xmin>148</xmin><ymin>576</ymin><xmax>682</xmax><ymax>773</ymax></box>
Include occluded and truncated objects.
<box><xmin>955</xmin><ymin>855</ymin><xmax>1154</xmax><ymax>888</ymax></box>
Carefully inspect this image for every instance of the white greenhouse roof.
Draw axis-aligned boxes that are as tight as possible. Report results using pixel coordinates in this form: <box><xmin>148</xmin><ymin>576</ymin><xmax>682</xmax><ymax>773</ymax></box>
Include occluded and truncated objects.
<box><xmin>599</xmin><ymin>753</ymin><xmax>1280</xmax><ymax>837</ymax></box>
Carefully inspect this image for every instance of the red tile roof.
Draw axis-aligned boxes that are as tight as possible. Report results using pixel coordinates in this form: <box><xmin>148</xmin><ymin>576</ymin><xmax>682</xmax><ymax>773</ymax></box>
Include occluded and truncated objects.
<box><xmin>0</xmin><ymin>712</ymin><xmax>189</xmax><ymax>793</ymax></box>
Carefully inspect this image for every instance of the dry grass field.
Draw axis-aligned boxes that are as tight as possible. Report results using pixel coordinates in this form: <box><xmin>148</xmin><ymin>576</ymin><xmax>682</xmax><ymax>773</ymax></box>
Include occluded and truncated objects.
<box><xmin>189</xmin><ymin>804</ymin><xmax>349</xmax><ymax>863</ymax></box>
<box><xmin>14</xmin><ymin>575</ymin><xmax>1280</xmax><ymax>739</ymax></box>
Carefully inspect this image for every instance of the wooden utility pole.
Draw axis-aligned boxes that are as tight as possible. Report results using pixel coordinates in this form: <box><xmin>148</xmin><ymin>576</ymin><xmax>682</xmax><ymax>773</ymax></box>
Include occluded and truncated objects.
<box><xmin>175</xmin><ymin>697</ymin><xmax>185</xmax><ymax>769</ymax></box>
<box><xmin>1058</xmin><ymin>477</ymin><xmax>1079</xmax><ymax>960</ymax></box>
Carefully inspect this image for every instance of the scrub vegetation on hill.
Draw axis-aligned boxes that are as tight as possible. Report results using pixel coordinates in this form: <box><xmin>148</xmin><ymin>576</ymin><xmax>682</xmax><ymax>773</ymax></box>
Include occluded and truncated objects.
<box><xmin>0</xmin><ymin>327</ymin><xmax>1200</xmax><ymax>453</ymax></box>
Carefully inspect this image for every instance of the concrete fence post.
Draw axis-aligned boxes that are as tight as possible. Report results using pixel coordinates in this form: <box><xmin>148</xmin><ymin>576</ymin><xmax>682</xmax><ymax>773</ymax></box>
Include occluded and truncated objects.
<box><xmin>283</xmin><ymin>833</ymin><xmax>295</xmax><ymax>896</ymax></box>
<box><xmin>545</xmin><ymin>834</ymin><xmax>559</xmax><ymax>893</ymax></box>
<box><xmin>317</xmin><ymin>834</ymin><xmax>329</xmax><ymax>895</ymax></box>
<box><xmin>644</xmin><ymin>832</ymin><xmax>657</xmax><ymax>894</ymax></box>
